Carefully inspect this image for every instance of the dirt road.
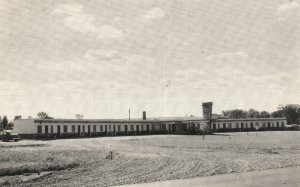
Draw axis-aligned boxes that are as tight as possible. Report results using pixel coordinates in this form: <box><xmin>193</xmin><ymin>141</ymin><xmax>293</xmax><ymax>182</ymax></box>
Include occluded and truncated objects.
<box><xmin>118</xmin><ymin>166</ymin><xmax>300</xmax><ymax>187</ymax></box>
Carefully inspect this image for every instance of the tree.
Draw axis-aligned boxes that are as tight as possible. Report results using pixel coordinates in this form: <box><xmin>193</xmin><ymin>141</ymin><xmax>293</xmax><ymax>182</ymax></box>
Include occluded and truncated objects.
<box><xmin>37</xmin><ymin>112</ymin><xmax>53</xmax><ymax>119</ymax></box>
<box><xmin>247</xmin><ymin>109</ymin><xmax>259</xmax><ymax>118</ymax></box>
<box><xmin>7</xmin><ymin>122</ymin><xmax>13</xmax><ymax>129</ymax></box>
<box><xmin>278</xmin><ymin>104</ymin><xmax>300</xmax><ymax>124</ymax></box>
<box><xmin>229</xmin><ymin>109</ymin><xmax>247</xmax><ymax>119</ymax></box>
<box><xmin>75</xmin><ymin>114</ymin><xmax>84</xmax><ymax>119</ymax></box>
<box><xmin>259</xmin><ymin>111</ymin><xmax>271</xmax><ymax>118</ymax></box>
<box><xmin>2</xmin><ymin>116</ymin><xmax>8</xmax><ymax>129</ymax></box>
<box><xmin>271</xmin><ymin>110</ymin><xmax>284</xmax><ymax>118</ymax></box>
<box><xmin>14</xmin><ymin>116</ymin><xmax>22</xmax><ymax>120</ymax></box>
<box><xmin>222</xmin><ymin>110</ymin><xmax>231</xmax><ymax>117</ymax></box>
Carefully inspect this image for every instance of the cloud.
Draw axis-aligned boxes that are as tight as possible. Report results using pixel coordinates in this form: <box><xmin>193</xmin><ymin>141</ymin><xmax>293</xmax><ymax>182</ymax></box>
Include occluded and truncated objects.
<box><xmin>84</xmin><ymin>50</ymin><xmax>122</xmax><ymax>62</ymax></box>
<box><xmin>143</xmin><ymin>7</ymin><xmax>165</xmax><ymax>20</ymax></box>
<box><xmin>54</xmin><ymin>3</ymin><xmax>123</xmax><ymax>39</ymax></box>
<box><xmin>97</xmin><ymin>25</ymin><xmax>123</xmax><ymax>39</ymax></box>
<box><xmin>278</xmin><ymin>2</ymin><xmax>299</xmax><ymax>12</ymax></box>
<box><xmin>54</xmin><ymin>3</ymin><xmax>96</xmax><ymax>32</ymax></box>
<box><xmin>205</xmin><ymin>51</ymin><xmax>248</xmax><ymax>61</ymax></box>
<box><xmin>277</xmin><ymin>2</ymin><xmax>299</xmax><ymax>21</ymax></box>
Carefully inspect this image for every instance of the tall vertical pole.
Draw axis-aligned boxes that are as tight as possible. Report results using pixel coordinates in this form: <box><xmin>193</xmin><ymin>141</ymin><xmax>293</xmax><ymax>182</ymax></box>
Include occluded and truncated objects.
<box><xmin>129</xmin><ymin>109</ymin><xmax>131</xmax><ymax>120</ymax></box>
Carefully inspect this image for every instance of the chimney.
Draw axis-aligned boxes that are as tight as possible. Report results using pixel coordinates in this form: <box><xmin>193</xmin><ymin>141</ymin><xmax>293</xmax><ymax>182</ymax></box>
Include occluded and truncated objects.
<box><xmin>143</xmin><ymin>111</ymin><xmax>146</xmax><ymax>120</ymax></box>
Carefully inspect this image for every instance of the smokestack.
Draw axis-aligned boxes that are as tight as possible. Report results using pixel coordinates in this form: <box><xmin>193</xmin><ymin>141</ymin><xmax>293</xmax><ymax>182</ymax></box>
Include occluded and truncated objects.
<box><xmin>143</xmin><ymin>111</ymin><xmax>146</xmax><ymax>120</ymax></box>
<box><xmin>129</xmin><ymin>109</ymin><xmax>131</xmax><ymax>120</ymax></box>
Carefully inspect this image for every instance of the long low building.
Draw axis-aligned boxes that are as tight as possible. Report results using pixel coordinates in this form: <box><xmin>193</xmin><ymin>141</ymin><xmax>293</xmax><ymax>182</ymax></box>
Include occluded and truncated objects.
<box><xmin>211</xmin><ymin>118</ymin><xmax>287</xmax><ymax>132</ymax></box>
<box><xmin>13</xmin><ymin>102</ymin><xmax>288</xmax><ymax>139</ymax></box>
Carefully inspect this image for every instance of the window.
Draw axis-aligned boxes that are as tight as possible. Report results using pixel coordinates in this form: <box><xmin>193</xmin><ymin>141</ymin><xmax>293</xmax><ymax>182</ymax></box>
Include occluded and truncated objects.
<box><xmin>141</xmin><ymin>125</ymin><xmax>144</xmax><ymax>131</ymax></box>
<box><xmin>262</xmin><ymin>122</ymin><xmax>266</xmax><ymax>128</ymax></box>
<box><xmin>245</xmin><ymin>123</ymin><xmax>248</xmax><ymax>128</ymax></box>
<box><xmin>228</xmin><ymin>123</ymin><xmax>232</xmax><ymax>129</ymax></box>
<box><xmin>217</xmin><ymin>123</ymin><xmax>220</xmax><ymax>129</ymax></box>
<box><xmin>281</xmin><ymin>122</ymin><xmax>284</xmax><ymax>127</ymax></box>
<box><xmin>235</xmin><ymin>123</ymin><xmax>239</xmax><ymax>128</ymax></box>
<box><xmin>82</xmin><ymin>125</ymin><xmax>85</xmax><ymax>132</ymax></box>
<box><xmin>118</xmin><ymin>125</ymin><xmax>121</xmax><ymax>131</ymax></box>
<box><xmin>100</xmin><ymin>125</ymin><xmax>103</xmax><ymax>132</ymax></box>
<box><xmin>63</xmin><ymin>125</ymin><xmax>68</xmax><ymax>133</ymax></box>
<box><xmin>162</xmin><ymin>124</ymin><xmax>166</xmax><ymax>130</ymax></box>
<box><xmin>130</xmin><ymin>125</ymin><xmax>134</xmax><ymax>131</ymax></box>
<box><xmin>37</xmin><ymin>125</ymin><xmax>42</xmax><ymax>133</ymax></box>
<box><xmin>109</xmin><ymin>125</ymin><xmax>111</xmax><ymax>132</ymax></box>
<box><xmin>276</xmin><ymin>122</ymin><xmax>280</xmax><ymax>128</ymax></box>
<box><xmin>152</xmin><ymin>124</ymin><xmax>155</xmax><ymax>131</ymax></box>
<box><xmin>255</xmin><ymin>122</ymin><xmax>259</xmax><ymax>127</ymax></box>
<box><xmin>51</xmin><ymin>125</ymin><xmax>53</xmax><ymax>133</ymax></box>
<box><xmin>93</xmin><ymin>125</ymin><xmax>97</xmax><ymax>132</ymax></box>
<box><xmin>72</xmin><ymin>125</ymin><xmax>76</xmax><ymax>133</ymax></box>
<box><xmin>223</xmin><ymin>123</ymin><xmax>226</xmax><ymax>129</ymax></box>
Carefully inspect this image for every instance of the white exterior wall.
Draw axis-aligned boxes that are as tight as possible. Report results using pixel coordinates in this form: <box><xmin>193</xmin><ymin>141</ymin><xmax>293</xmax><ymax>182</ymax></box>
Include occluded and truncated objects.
<box><xmin>14</xmin><ymin>119</ymin><xmax>36</xmax><ymax>134</ymax></box>
<box><xmin>29</xmin><ymin>122</ymin><xmax>165</xmax><ymax>134</ymax></box>
<box><xmin>213</xmin><ymin>119</ymin><xmax>287</xmax><ymax>129</ymax></box>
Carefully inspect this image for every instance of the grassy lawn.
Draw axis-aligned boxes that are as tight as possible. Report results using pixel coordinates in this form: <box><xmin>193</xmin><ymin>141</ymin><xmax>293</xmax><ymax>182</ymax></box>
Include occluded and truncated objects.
<box><xmin>0</xmin><ymin>131</ymin><xmax>300</xmax><ymax>186</ymax></box>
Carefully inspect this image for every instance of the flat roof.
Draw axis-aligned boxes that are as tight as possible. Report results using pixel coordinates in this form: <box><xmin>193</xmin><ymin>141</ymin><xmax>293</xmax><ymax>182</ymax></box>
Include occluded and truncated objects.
<box><xmin>31</xmin><ymin>117</ymin><xmax>286</xmax><ymax>124</ymax></box>
<box><xmin>33</xmin><ymin>117</ymin><xmax>207</xmax><ymax>124</ymax></box>
<box><xmin>214</xmin><ymin>117</ymin><xmax>286</xmax><ymax>122</ymax></box>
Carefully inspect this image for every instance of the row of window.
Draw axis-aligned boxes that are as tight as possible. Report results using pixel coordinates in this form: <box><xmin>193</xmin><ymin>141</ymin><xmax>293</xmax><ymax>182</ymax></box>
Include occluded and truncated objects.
<box><xmin>37</xmin><ymin>124</ymin><xmax>168</xmax><ymax>134</ymax></box>
<box><xmin>212</xmin><ymin>121</ymin><xmax>285</xmax><ymax>129</ymax></box>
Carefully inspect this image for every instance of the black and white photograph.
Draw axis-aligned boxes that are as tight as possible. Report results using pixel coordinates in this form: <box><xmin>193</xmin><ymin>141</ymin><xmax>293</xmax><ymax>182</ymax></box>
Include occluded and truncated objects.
<box><xmin>0</xmin><ymin>0</ymin><xmax>300</xmax><ymax>186</ymax></box>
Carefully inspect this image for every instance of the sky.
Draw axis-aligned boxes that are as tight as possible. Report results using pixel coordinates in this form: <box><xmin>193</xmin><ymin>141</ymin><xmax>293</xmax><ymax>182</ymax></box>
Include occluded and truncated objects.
<box><xmin>0</xmin><ymin>0</ymin><xmax>300</xmax><ymax>120</ymax></box>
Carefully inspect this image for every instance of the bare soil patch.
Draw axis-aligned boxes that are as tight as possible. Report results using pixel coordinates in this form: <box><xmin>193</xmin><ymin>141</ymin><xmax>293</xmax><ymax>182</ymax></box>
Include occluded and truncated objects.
<box><xmin>0</xmin><ymin>132</ymin><xmax>300</xmax><ymax>186</ymax></box>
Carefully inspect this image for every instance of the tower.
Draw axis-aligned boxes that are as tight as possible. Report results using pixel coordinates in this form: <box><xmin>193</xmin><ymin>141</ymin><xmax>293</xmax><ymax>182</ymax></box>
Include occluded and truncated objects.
<box><xmin>202</xmin><ymin>102</ymin><xmax>213</xmax><ymax>120</ymax></box>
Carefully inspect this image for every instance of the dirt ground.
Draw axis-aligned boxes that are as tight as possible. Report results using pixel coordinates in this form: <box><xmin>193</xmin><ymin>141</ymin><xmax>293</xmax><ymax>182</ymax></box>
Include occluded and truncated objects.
<box><xmin>1</xmin><ymin>131</ymin><xmax>300</xmax><ymax>186</ymax></box>
<box><xmin>119</xmin><ymin>166</ymin><xmax>300</xmax><ymax>187</ymax></box>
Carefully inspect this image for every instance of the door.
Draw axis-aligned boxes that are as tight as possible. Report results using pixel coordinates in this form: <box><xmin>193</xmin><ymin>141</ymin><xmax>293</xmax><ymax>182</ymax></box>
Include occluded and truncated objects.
<box><xmin>213</xmin><ymin>123</ymin><xmax>216</xmax><ymax>132</ymax></box>
<box><xmin>267</xmin><ymin>122</ymin><xmax>271</xmax><ymax>129</ymax></box>
<box><xmin>88</xmin><ymin>125</ymin><xmax>91</xmax><ymax>136</ymax></box>
<box><xmin>125</xmin><ymin>125</ymin><xmax>128</xmax><ymax>134</ymax></box>
<box><xmin>147</xmin><ymin>125</ymin><xmax>150</xmax><ymax>134</ymax></box>
<box><xmin>250</xmin><ymin>123</ymin><xmax>254</xmax><ymax>129</ymax></box>
<box><xmin>57</xmin><ymin>126</ymin><xmax>61</xmax><ymax>137</ymax></box>
<box><xmin>45</xmin><ymin>125</ymin><xmax>49</xmax><ymax>137</ymax></box>
<box><xmin>113</xmin><ymin>125</ymin><xmax>116</xmax><ymax>135</ymax></box>
<box><xmin>78</xmin><ymin>125</ymin><xmax>81</xmax><ymax>136</ymax></box>
<box><xmin>172</xmin><ymin>124</ymin><xmax>176</xmax><ymax>133</ymax></box>
<box><xmin>241</xmin><ymin>123</ymin><xmax>244</xmax><ymax>130</ymax></box>
<box><xmin>136</xmin><ymin>125</ymin><xmax>139</xmax><ymax>134</ymax></box>
<box><xmin>105</xmin><ymin>125</ymin><xmax>107</xmax><ymax>135</ymax></box>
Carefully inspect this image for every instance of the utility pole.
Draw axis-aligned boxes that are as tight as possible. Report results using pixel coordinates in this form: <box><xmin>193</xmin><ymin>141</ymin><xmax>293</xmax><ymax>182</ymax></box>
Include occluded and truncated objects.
<box><xmin>129</xmin><ymin>109</ymin><xmax>131</xmax><ymax>120</ymax></box>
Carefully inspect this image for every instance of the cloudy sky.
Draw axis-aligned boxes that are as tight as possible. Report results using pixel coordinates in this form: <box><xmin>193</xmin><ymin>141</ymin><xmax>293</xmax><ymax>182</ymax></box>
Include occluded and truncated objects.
<box><xmin>0</xmin><ymin>0</ymin><xmax>300</xmax><ymax>120</ymax></box>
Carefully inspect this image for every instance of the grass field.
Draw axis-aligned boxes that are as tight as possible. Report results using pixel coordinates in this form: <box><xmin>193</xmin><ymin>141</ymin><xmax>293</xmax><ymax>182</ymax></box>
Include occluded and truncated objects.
<box><xmin>0</xmin><ymin>131</ymin><xmax>300</xmax><ymax>186</ymax></box>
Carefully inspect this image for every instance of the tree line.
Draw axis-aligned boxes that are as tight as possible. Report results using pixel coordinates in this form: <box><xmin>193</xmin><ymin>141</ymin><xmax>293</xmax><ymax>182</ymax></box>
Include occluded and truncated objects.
<box><xmin>221</xmin><ymin>104</ymin><xmax>300</xmax><ymax>124</ymax></box>
<box><xmin>0</xmin><ymin>116</ymin><xmax>13</xmax><ymax>130</ymax></box>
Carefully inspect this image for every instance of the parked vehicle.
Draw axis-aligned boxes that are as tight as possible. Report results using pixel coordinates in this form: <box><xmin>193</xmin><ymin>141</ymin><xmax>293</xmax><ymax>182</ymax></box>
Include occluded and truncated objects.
<box><xmin>0</xmin><ymin>130</ymin><xmax>21</xmax><ymax>142</ymax></box>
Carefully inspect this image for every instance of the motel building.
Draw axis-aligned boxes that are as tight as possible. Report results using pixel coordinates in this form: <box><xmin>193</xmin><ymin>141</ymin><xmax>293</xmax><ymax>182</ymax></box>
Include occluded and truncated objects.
<box><xmin>13</xmin><ymin>102</ymin><xmax>287</xmax><ymax>139</ymax></box>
